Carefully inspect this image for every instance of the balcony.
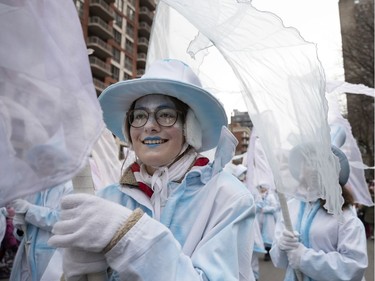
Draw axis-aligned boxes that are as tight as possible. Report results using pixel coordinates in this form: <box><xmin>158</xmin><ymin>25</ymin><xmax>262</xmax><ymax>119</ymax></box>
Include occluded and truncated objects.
<box><xmin>89</xmin><ymin>0</ymin><xmax>115</xmax><ymax>22</ymax></box>
<box><xmin>139</xmin><ymin>6</ymin><xmax>154</xmax><ymax>24</ymax></box>
<box><xmin>138</xmin><ymin>21</ymin><xmax>151</xmax><ymax>37</ymax></box>
<box><xmin>89</xmin><ymin>56</ymin><xmax>111</xmax><ymax>79</ymax></box>
<box><xmin>137</xmin><ymin>69</ymin><xmax>145</xmax><ymax>77</ymax></box>
<box><xmin>88</xmin><ymin>16</ymin><xmax>113</xmax><ymax>40</ymax></box>
<box><xmin>137</xmin><ymin>53</ymin><xmax>147</xmax><ymax>69</ymax></box>
<box><xmin>139</xmin><ymin>0</ymin><xmax>156</xmax><ymax>10</ymax></box>
<box><xmin>137</xmin><ymin>37</ymin><xmax>149</xmax><ymax>53</ymax></box>
<box><xmin>93</xmin><ymin>77</ymin><xmax>106</xmax><ymax>96</ymax></box>
<box><xmin>87</xmin><ymin>36</ymin><xmax>112</xmax><ymax>59</ymax></box>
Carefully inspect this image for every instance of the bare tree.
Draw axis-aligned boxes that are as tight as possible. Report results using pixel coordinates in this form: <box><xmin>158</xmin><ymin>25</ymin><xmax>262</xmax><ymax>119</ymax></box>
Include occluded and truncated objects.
<box><xmin>340</xmin><ymin>0</ymin><xmax>374</xmax><ymax>180</ymax></box>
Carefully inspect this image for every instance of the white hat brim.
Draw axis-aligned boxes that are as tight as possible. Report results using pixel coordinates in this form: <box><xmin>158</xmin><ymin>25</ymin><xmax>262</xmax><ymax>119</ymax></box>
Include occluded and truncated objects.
<box><xmin>98</xmin><ymin>78</ymin><xmax>228</xmax><ymax>152</ymax></box>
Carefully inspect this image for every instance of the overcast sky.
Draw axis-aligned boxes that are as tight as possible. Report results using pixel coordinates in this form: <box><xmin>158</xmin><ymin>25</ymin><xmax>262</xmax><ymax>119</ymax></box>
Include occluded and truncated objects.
<box><xmin>251</xmin><ymin>0</ymin><xmax>344</xmax><ymax>80</ymax></box>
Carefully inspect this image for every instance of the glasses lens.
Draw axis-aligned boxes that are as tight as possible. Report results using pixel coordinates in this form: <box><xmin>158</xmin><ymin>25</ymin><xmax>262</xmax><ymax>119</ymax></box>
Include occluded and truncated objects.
<box><xmin>155</xmin><ymin>108</ymin><xmax>178</xmax><ymax>127</ymax></box>
<box><xmin>129</xmin><ymin>109</ymin><xmax>148</xmax><ymax>128</ymax></box>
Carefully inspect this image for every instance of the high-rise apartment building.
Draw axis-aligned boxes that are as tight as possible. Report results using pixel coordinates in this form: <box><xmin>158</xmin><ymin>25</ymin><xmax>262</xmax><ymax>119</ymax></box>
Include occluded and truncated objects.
<box><xmin>73</xmin><ymin>0</ymin><xmax>156</xmax><ymax>96</ymax></box>
<box><xmin>229</xmin><ymin>110</ymin><xmax>253</xmax><ymax>161</ymax></box>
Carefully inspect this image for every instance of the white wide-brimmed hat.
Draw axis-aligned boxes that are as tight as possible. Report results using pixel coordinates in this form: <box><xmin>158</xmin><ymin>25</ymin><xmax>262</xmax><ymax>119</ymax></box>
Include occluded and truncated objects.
<box><xmin>98</xmin><ymin>59</ymin><xmax>228</xmax><ymax>152</ymax></box>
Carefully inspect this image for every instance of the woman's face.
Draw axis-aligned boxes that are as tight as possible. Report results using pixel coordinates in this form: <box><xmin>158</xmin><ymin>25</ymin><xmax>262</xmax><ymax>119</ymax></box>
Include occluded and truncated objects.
<box><xmin>129</xmin><ymin>94</ymin><xmax>185</xmax><ymax>173</ymax></box>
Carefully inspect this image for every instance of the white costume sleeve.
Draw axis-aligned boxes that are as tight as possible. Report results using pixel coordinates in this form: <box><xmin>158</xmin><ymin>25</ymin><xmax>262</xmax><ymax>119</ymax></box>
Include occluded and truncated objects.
<box><xmin>105</xmin><ymin>190</ymin><xmax>255</xmax><ymax>281</ymax></box>
<box><xmin>270</xmin><ymin>200</ymin><xmax>367</xmax><ymax>281</ymax></box>
<box><xmin>25</xmin><ymin>183</ymin><xmax>73</xmax><ymax>231</ymax></box>
<box><xmin>298</xmin><ymin>211</ymin><xmax>367</xmax><ymax>281</ymax></box>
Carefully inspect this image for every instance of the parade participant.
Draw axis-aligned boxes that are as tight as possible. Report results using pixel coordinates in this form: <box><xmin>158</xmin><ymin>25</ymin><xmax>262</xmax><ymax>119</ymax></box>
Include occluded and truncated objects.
<box><xmin>9</xmin><ymin>181</ymin><xmax>73</xmax><ymax>281</ymax></box>
<box><xmin>232</xmin><ymin>164</ymin><xmax>266</xmax><ymax>281</ymax></box>
<box><xmin>256</xmin><ymin>184</ymin><xmax>280</xmax><ymax>261</ymax></box>
<box><xmin>49</xmin><ymin>59</ymin><xmax>256</xmax><ymax>280</ymax></box>
<box><xmin>0</xmin><ymin>207</ymin><xmax>18</xmax><ymax>278</ymax></box>
<box><xmin>270</xmin><ymin>146</ymin><xmax>368</xmax><ymax>281</ymax></box>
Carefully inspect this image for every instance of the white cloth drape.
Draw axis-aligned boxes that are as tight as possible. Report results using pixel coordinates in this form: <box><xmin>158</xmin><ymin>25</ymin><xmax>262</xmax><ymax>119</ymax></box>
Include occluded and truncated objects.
<box><xmin>148</xmin><ymin>0</ymin><xmax>343</xmax><ymax>216</ymax></box>
<box><xmin>0</xmin><ymin>0</ymin><xmax>104</xmax><ymax>206</ymax></box>
<box><xmin>326</xmin><ymin>82</ymin><xmax>374</xmax><ymax>206</ymax></box>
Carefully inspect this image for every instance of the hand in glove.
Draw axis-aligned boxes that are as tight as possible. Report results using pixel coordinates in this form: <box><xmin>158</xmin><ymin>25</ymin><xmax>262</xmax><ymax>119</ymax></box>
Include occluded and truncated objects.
<box><xmin>278</xmin><ymin>229</ymin><xmax>300</xmax><ymax>251</ymax></box>
<box><xmin>49</xmin><ymin>193</ymin><xmax>132</xmax><ymax>252</ymax></box>
<box><xmin>13</xmin><ymin>213</ymin><xmax>26</xmax><ymax>229</ymax></box>
<box><xmin>287</xmin><ymin>243</ymin><xmax>305</xmax><ymax>270</ymax></box>
<box><xmin>10</xmin><ymin>199</ymin><xmax>31</xmax><ymax>214</ymax></box>
<box><xmin>62</xmin><ymin>247</ymin><xmax>108</xmax><ymax>279</ymax></box>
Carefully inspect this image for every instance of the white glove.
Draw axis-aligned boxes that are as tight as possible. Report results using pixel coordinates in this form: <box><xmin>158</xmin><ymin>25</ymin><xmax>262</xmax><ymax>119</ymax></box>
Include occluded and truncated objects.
<box><xmin>49</xmin><ymin>193</ymin><xmax>132</xmax><ymax>252</ymax></box>
<box><xmin>62</xmin><ymin>247</ymin><xmax>108</xmax><ymax>279</ymax></box>
<box><xmin>10</xmin><ymin>199</ymin><xmax>31</xmax><ymax>214</ymax></box>
<box><xmin>278</xmin><ymin>229</ymin><xmax>300</xmax><ymax>251</ymax></box>
<box><xmin>13</xmin><ymin>213</ymin><xmax>26</xmax><ymax>229</ymax></box>
<box><xmin>287</xmin><ymin>243</ymin><xmax>305</xmax><ymax>269</ymax></box>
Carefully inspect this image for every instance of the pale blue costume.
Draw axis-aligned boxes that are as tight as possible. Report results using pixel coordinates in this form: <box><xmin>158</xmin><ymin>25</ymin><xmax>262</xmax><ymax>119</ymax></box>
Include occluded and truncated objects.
<box><xmin>270</xmin><ymin>142</ymin><xmax>368</xmax><ymax>281</ymax></box>
<box><xmin>10</xmin><ymin>181</ymin><xmax>73</xmax><ymax>281</ymax></box>
<box><xmin>49</xmin><ymin>59</ymin><xmax>257</xmax><ymax>281</ymax></box>
<box><xmin>256</xmin><ymin>187</ymin><xmax>280</xmax><ymax>247</ymax></box>
<box><xmin>98</xmin><ymin>128</ymin><xmax>256</xmax><ymax>281</ymax></box>
<box><xmin>270</xmin><ymin>198</ymin><xmax>368</xmax><ymax>281</ymax></box>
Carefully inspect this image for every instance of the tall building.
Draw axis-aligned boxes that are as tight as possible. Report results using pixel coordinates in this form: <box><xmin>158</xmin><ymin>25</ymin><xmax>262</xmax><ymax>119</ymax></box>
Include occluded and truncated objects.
<box><xmin>229</xmin><ymin>110</ymin><xmax>253</xmax><ymax>162</ymax></box>
<box><xmin>73</xmin><ymin>0</ymin><xmax>156</xmax><ymax>97</ymax></box>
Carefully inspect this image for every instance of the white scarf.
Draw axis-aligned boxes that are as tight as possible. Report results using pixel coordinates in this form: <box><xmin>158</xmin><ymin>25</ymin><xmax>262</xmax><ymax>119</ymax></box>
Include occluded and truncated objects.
<box><xmin>134</xmin><ymin>146</ymin><xmax>198</xmax><ymax>220</ymax></box>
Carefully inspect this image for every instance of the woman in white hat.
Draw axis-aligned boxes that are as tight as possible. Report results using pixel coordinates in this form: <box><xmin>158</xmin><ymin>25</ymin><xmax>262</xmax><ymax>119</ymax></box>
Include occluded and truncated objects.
<box><xmin>49</xmin><ymin>59</ymin><xmax>256</xmax><ymax>281</ymax></box>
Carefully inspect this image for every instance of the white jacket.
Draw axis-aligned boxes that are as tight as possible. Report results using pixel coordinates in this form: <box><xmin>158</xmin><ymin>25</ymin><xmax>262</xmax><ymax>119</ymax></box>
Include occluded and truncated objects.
<box><xmin>98</xmin><ymin>130</ymin><xmax>257</xmax><ymax>281</ymax></box>
<box><xmin>270</xmin><ymin>198</ymin><xmax>368</xmax><ymax>281</ymax></box>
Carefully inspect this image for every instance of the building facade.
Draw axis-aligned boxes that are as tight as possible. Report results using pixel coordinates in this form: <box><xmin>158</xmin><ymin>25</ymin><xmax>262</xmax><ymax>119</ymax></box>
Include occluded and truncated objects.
<box><xmin>229</xmin><ymin>110</ymin><xmax>253</xmax><ymax>162</ymax></box>
<box><xmin>73</xmin><ymin>0</ymin><xmax>156</xmax><ymax>96</ymax></box>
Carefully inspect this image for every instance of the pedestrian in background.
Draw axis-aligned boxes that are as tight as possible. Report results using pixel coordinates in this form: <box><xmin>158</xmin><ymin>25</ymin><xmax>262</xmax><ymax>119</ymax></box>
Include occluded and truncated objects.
<box><xmin>232</xmin><ymin>164</ymin><xmax>267</xmax><ymax>281</ymax></box>
<box><xmin>257</xmin><ymin>184</ymin><xmax>280</xmax><ymax>261</ymax></box>
<box><xmin>9</xmin><ymin>181</ymin><xmax>73</xmax><ymax>281</ymax></box>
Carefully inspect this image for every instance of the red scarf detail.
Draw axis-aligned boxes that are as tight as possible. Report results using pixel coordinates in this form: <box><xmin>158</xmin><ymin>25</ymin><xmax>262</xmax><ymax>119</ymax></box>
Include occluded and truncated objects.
<box><xmin>130</xmin><ymin>157</ymin><xmax>209</xmax><ymax>198</ymax></box>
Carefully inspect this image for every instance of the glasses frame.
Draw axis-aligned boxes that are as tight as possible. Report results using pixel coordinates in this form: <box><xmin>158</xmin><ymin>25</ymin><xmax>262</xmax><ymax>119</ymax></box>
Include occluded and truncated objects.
<box><xmin>127</xmin><ymin>108</ymin><xmax>183</xmax><ymax>128</ymax></box>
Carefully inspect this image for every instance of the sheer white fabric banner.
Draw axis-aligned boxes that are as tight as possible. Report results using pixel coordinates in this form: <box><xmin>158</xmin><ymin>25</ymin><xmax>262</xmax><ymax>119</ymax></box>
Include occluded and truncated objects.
<box><xmin>0</xmin><ymin>0</ymin><xmax>104</xmax><ymax>206</ymax></box>
<box><xmin>148</xmin><ymin>0</ymin><xmax>344</xmax><ymax>216</ymax></box>
<box><xmin>89</xmin><ymin>128</ymin><xmax>122</xmax><ymax>191</ymax></box>
<box><xmin>326</xmin><ymin>83</ymin><xmax>374</xmax><ymax>206</ymax></box>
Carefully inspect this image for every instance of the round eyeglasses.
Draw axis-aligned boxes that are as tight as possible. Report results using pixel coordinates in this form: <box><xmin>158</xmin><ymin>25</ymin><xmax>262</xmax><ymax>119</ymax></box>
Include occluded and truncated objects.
<box><xmin>127</xmin><ymin>108</ymin><xmax>182</xmax><ymax>128</ymax></box>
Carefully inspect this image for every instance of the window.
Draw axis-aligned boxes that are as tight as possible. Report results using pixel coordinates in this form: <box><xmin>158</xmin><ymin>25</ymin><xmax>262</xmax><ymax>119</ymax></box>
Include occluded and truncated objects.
<box><xmin>115</xmin><ymin>0</ymin><xmax>124</xmax><ymax>12</ymax></box>
<box><xmin>112</xmin><ymin>66</ymin><xmax>120</xmax><ymax>81</ymax></box>
<box><xmin>124</xmin><ymin>56</ymin><xmax>133</xmax><ymax>71</ymax></box>
<box><xmin>124</xmin><ymin>72</ymin><xmax>132</xmax><ymax>80</ymax></box>
<box><xmin>126</xmin><ymin>23</ymin><xmax>134</xmax><ymax>37</ymax></box>
<box><xmin>74</xmin><ymin>0</ymin><xmax>84</xmax><ymax>18</ymax></box>
<box><xmin>114</xmin><ymin>30</ymin><xmax>122</xmax><ymax>46</ymax></box>
<box><xmin>126</xmin><ymin>7</ymin><xmax>135</xmax><ymax>21</ymax></box>
<box><xmin>114</xmin><ymin>12</ymin><xmax>123</xmax><ymax>28</ymax></box>
<box><xmin>125</xmin><ymin>39</ymin><xmax>134</xmax><ymax>54</ymax></box>
<box><xmin>112</xmin><ymin>48</ymin><xmax>121</xmax><ymax>63</ymax></box>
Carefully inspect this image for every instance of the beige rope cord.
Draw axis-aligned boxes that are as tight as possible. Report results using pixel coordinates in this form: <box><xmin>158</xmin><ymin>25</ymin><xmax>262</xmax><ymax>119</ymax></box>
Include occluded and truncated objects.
<box><xmin>103</xmin><ymin>208</ymin><xmax>145</xmax><ymax>254</ymax></box>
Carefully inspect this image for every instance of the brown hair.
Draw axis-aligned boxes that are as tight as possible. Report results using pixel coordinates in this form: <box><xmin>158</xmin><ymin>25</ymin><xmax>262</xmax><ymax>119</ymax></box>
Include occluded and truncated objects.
<box><xmin>320</xmin><ymin>184</ymin><xmax>355</xmax><ymax>211</ymax></box>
